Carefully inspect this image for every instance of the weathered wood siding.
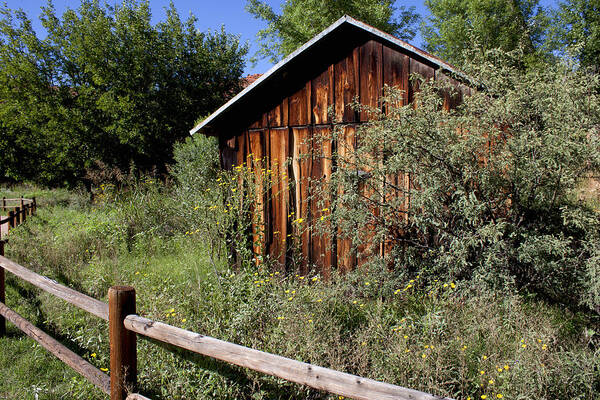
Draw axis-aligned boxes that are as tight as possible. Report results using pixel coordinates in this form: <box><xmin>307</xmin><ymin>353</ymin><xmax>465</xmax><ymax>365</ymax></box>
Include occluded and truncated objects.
<box><xmin>219</xmin><ymin>39</ymin><xmax>466</xmax><ymax>276</ymax></box>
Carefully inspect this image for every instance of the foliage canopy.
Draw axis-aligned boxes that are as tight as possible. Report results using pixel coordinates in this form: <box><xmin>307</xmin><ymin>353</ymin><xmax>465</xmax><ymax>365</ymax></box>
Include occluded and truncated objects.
<box><xmin>245</xmin><ymin>0</ymin><xmax>419</xmax><ymax>63</ymax></box>
<box><xmin>421</xmin><ymin>0</ymin><xmax>549</xmax><ymax>68</ymax></box>
<box><xmin>0</xmin><ymin>0</ymin><xmax>247</xmax><ymax>186</ymax></box>
<box><xmin>548</xmin><ymin>0</ymin><xmax>600</xmax><ymax>70</ymax></box>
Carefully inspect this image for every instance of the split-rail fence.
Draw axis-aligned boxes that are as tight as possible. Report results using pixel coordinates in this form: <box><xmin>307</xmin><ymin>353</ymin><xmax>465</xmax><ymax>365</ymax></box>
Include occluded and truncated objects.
<box><xmin>0</xmin><ymin>197</ymin><xmax>36</xmax><ymax>240</ymax></box>
<box><xmin>0</xmin><ymin>199</ymin><xmax>452</xmax><ymax>400</ymax></box>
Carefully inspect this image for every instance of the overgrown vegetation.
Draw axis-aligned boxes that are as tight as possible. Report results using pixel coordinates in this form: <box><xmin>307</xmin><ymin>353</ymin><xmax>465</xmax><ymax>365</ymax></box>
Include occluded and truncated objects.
<box><xmin>1</xmin><ymin>1</ymin><xmax>600</xmax><ymax>399</ymax></box>
<box><xmin>0</xmin><ymin>179</ymin><xmax>598</xmax><ymax>399</ymax></box>
<box><xmin>320</xmin><ymin>49</ymin><xmax>600</xmax><ymax>314</ymax></box>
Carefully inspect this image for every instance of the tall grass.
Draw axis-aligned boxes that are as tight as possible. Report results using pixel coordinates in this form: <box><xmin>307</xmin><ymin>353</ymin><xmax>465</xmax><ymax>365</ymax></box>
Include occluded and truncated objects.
<box><xmin>0</xmin><ymin>182</ymin><xmax>598</xmax><ymax>399</ymax></box>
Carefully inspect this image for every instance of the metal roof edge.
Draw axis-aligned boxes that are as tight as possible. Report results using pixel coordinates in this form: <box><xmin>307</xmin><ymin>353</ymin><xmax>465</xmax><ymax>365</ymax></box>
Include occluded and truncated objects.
<box><xmin>342</xmin><ymin>16</ymin><xmax>469</xmax><ymax>81</ymax></box>
<box><xmin>190</xmin><ymin>15</ymin><xmax>471</xmax><ymax>135</ymax></box>
<box><xmin>190</xmin><ymin>15</ymin><xmax>352</xmax><ymax>135</ymax></box>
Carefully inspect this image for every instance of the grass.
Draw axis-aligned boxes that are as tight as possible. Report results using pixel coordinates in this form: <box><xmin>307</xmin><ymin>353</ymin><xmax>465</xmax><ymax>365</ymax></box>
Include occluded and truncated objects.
<box><xmin>0</xmin><ymin>184</ymin><xmax>598</xmax><ymax>399</ymax></box>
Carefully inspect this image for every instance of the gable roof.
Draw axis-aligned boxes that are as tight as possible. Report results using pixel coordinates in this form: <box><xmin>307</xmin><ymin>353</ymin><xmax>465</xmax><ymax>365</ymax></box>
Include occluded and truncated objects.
<box><xmin>191</xmin><ymin>15</ymin><xmax>465</xmax><ymax>136</ymax></box>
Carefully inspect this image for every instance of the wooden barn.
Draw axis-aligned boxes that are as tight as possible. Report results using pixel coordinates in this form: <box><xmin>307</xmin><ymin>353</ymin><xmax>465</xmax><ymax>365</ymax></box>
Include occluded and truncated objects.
<box><xmin>190</xmin><ymin>15</ymin><xmax>469</xmax><ymax>277</ymax></box>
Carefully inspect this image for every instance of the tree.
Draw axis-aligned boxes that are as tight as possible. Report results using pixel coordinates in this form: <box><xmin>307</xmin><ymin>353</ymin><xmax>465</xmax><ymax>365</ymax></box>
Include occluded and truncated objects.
<box><xmin>549</xmin><ymin>0</ymin><xmax>600</xmax><ymax>70</ymax></box>
<box><xmin>0</xmin><ymin>0</ymin><xmax>247</xmax><ymax>186</ymax></box>
<box><xmin>246</xmin><ymin>0</ymin><xmax>419</xmax><ymax>63</ymax></box>
<box><xmin>421</xmin><ymin>0</ymin><xmax>549</xmax><ymax>68</ymax></box>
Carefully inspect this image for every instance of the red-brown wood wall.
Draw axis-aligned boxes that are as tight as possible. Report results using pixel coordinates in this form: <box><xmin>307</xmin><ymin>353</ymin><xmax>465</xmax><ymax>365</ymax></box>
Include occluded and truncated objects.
<box><xmin>218</xmin><ymin>39</ymin><xmax>469</xmax><ymax>276</ymax></box>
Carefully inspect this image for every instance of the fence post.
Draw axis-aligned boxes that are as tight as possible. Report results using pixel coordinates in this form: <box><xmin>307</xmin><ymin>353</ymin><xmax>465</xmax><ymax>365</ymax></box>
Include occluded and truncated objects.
<box><xmin>14</xmin><ymin>207</ymin><xmax>20</xmax><ymax>226</ymax></box>
<box><xmin>1</xmin><ymin>197</ymin><xmax>5</xmax><ymax>211</ymax></box>
<box><xmin>32</xmin><ymin>197</ymin><xmax>37</xmax><ymax>216</ymax></box>
<box><xmin>8</xmin><ymin>211</ymin><xmax>14</xmax><ymax>230</ymax></box>
<box><xmin>109</xmin><ymin>286</ymin><xmax>137</xmax><ymax>400</ymax></box>
<box><xmin>0</xmin><ymin>240</ymin><xmax>5</xmax><ymax>336</ymax></box>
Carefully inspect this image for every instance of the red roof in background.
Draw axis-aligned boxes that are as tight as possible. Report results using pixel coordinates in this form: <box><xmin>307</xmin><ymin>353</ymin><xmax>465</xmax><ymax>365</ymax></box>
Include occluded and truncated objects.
<box><xmin>241</xmin><ymin>74</ymin><xmax>263</xmax><ymax>89</ymax></box>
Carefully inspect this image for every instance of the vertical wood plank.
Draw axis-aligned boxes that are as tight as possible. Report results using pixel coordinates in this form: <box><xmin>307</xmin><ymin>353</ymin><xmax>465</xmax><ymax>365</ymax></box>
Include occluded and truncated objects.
<box><xmin>292</xmin><ymin>127</ymin><xmax>311</xmax><ymax>275</ymax></box>
<box><xmin>381</xmin><ymin>47</ymin><xmax>409</xmax><ymax>261</ymax></box>
<box><xmin>436</xmin><ymin>71</ymin><xmax>465</xmax><ymax>111</ymax></box>
<box><xmin>268</xmin><ymin>128</ymin><xmax>290</xmax><ymax>270</ymax></box>
<box><xmin>268</xmin><ymin>103</ymin><xmax>282</xmax><ymax>127</ymax></box>
<box><xmin>236</xmin><ymin>132</ymin><xmax>247</xmax><ymax>169</ymax></box>
<box><xmin>311</xmin><ymin>65</ymin><xmax>334</xmax><ymax>125</ymax></box>
<box><xmin>383</xmin><ymin>46</ymin><xmax>409</xmax><ymax>112</ymax></box>
<box><xmin>334</xmin><ymin>48</ymin><xmax>359</xmax><ymax>122</ymax></box>
<box><xmin>281</xmin><ymin>97</ymin><xmax>289</xmax><ymax>127</ymax></box>
<box><xmin>310</xmin><ymin>129</ymin><xmax>323</xmax><ymax>273</ymax></box>
<box><xmin>220</xmin><ymin>136</ymin><xmax>237</xmax><ymax>171</ymax></box>
<box><xmin>249</xmin><ymin>112</ymin><xmax>269</xmax><ymax>129</ymax></box>
<box><xmin>311</xmin><ymin>126</ymin><xmax>334</xmax><ymax>279</ymax></box>
<box><xmin>356</xmin><ymin>127</ymin><xmax>380</xmax><ymax>268</ymax></box>
<box><xmin>249</xmin><ymin>130</ymin><xmax>267</xmax><ymax>262</ymax></box>
<box><xmin>289</xmin><ymin>82</ymin><xmax>311</xmax><ymax>126</ymax></box>
<box><xmin>109</xmin><ymin>286</ymin><xmax>136</xmax><ymax>400</ymax></box>
<box><xmin>336</xmin><ymin>125</ymin><xmax>357</xmax><ymax>273</ymax></box>
<box><xmin>359</xmin><ymin>40</ymin><xmax>383</xmax><ymax>121</ymax></box>
<box><xmin>408</xmin><ymin>58</ymin><xmax>435</xmax><ymax>105</ymax></box>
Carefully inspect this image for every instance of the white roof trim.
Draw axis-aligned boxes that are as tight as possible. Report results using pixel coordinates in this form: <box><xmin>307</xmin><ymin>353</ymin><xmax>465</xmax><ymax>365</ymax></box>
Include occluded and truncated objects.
<box><xmin>190</xmin><ymin>15</ymin><xmax>464</xmax><ymax>135</ymax></box>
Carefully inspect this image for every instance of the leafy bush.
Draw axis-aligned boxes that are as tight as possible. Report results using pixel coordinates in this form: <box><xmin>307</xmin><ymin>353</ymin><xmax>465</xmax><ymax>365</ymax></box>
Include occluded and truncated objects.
<box><xmin>172</xmin><ymin>135</ymin><xmax>270</xmax><ymax>271</ymax></box>
<box><xmin>321</xmin><ymin>50</ymin><xmax>600</xmax><ymax>311</ymax></box>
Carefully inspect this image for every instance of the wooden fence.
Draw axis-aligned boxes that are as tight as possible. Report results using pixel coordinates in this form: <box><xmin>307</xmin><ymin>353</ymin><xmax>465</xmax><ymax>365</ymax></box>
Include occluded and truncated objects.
<box><xmin>0</xmin><ymin>197</ymin><xmax>36</xmax><ymax>240</ymax></box>
<box><xmin>0</xmin><ymin>214</ymin><xmax>453</xmax><ymax>400</ymax></box>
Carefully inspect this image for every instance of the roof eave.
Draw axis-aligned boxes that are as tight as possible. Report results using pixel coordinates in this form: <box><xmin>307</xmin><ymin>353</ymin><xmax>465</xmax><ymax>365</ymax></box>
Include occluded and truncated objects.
<box><xmin>190</xmin><ymin>15</ymin><xmax>472</xmax><ymax>135</ymax></box>
<box><xmin>190</xmin><ymin>16</ymin><xmax>353</xmax><ymax>135</ymax></box>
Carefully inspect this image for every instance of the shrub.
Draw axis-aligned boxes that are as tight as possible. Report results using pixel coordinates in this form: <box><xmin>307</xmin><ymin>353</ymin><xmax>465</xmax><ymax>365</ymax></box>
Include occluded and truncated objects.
<box><xmin>320</xmin><ymin>50</ymin><xmax>600</xmax><ymax>311</ymax></box>
<box><xmin>171</xmin><ymin>135</ymin><xmax>270</xmax><ymax>271</ymax></box>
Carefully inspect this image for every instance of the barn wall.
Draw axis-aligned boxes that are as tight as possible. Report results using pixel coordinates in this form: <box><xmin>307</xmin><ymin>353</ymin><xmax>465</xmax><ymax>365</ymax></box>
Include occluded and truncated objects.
<box><xmin>219</xmin><ymin>39</ymin><xmax>468</xmax><ymax>276</ymax></box>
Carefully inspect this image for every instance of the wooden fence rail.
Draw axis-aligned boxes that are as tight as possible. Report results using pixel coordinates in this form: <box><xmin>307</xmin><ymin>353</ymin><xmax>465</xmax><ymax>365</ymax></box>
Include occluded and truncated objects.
<box><xmin>0</xmin><ymin>241</ymin><xmax>453</xmax><ymax>400</ymax></box>
<box><xmin>0</xmin><ymin>197</ymin><xmax>36</xmax><ymax>240</ymax></box>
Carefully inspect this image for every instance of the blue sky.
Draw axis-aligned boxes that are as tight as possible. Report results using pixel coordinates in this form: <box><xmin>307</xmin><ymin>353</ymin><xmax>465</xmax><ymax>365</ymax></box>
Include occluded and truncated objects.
<box><xmin>3</xmin><ymin>1</ymin><xmax>559</xmax><ymax>75</ymax></box>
